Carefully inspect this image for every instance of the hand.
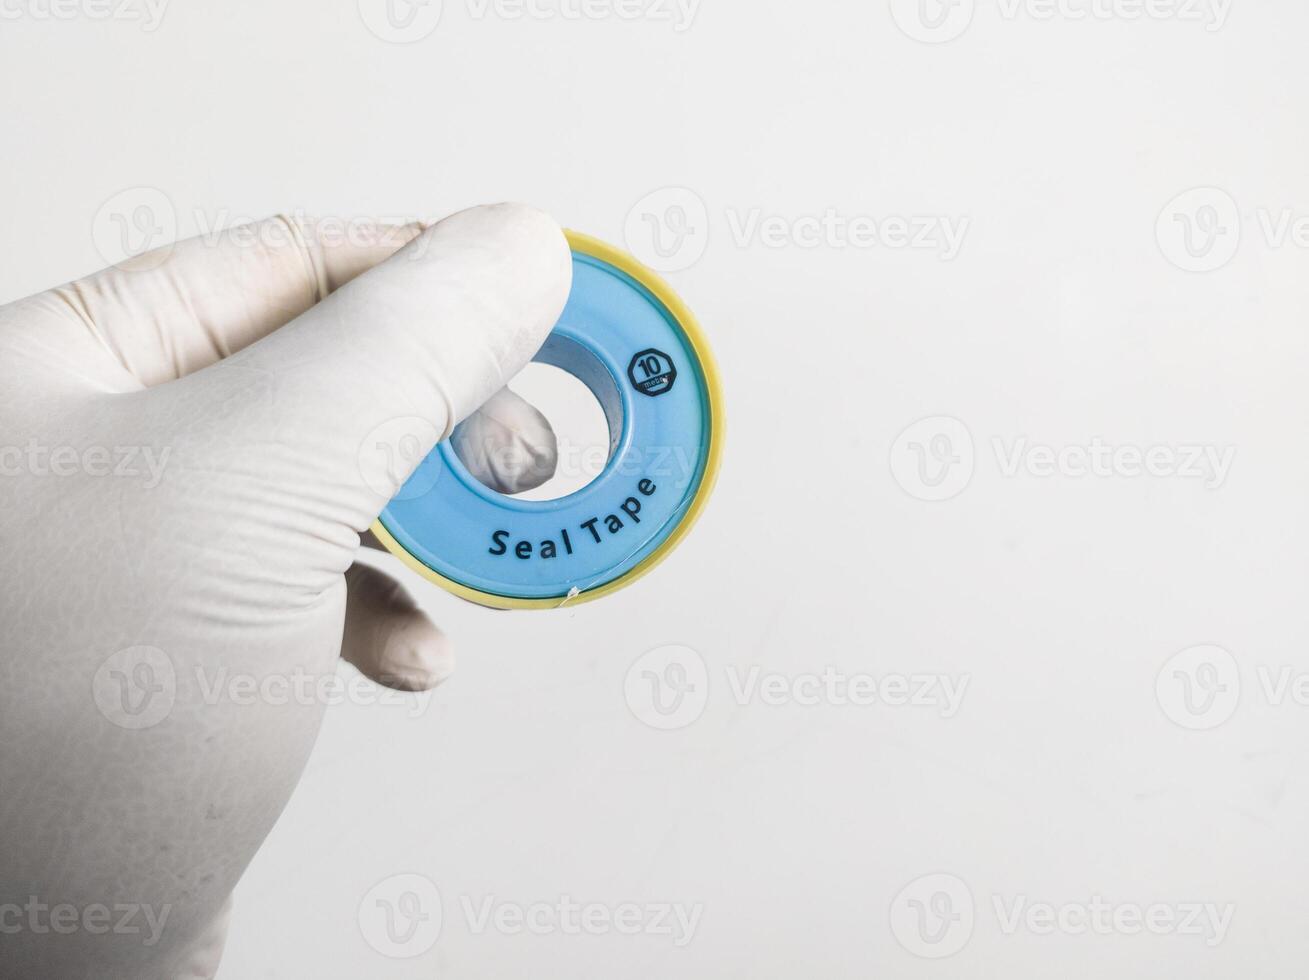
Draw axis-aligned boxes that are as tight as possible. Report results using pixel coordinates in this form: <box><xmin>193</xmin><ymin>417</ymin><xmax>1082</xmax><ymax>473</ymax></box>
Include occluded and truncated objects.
<box><xmin>0</xmin><ymin>204</ymin><xmax>572</xmax><ymax>979</ymax></box>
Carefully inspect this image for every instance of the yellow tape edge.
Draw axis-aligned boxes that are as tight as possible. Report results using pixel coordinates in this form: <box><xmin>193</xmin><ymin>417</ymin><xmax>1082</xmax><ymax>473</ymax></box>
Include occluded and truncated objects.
<box><xmin>368</xmin><ymin>229</ymin><xmax>725</xmax><ymax>611</ymax></box>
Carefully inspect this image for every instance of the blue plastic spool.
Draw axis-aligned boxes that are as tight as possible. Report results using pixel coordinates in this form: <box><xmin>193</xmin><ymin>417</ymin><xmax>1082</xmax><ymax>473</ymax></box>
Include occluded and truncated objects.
<box><xmin>371</xmin><ymin>232</ymin><xmax>723</xmax><ymax>609</ymax></box>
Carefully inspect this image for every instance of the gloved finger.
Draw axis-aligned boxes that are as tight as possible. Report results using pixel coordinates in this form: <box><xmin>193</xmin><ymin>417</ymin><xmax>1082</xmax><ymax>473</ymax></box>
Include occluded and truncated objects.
<box><xmin>342</xmin><ymin>562</ymin><xmax>454</xmax><ymax>691</ymax></box>
<box><xmin>451</xmin><ymin>385</ymin><xmax>557</xmax><ymax>493</ymax></box>
<box><xmin>175</xmin><ymin>896</ymin><xmax>232</xmax><ymax>980</ymax></box>
<box><xmin>347</xmin><ymin>384</ymin><xmax>558</xmax><ymax>501</ymax></box>
<box><xmin>42</xmin><ymin>216</ymin><xmax>426</xmax><ymax>387</ymax></box>
<box><xmin>154</xmin><ymin>203</ymin><xmax>571</xmax><ymax>534</ymax></box>
<box><xmin>41</xmin><ymin>213</ymin><xmax>560</xmax><ymax>493</ymax></box>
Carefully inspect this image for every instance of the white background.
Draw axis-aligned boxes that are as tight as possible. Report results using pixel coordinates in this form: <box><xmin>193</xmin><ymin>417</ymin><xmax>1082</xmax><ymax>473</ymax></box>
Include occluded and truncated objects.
<box><xmin>4</xmin><ymin>0</ymin><xmax>1309</xmax><ymax>976</ymax></box>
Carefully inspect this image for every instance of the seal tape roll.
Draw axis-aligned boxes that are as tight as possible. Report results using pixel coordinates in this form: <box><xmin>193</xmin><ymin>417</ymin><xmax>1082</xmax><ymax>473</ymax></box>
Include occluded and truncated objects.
<box><xmin>370</xmin><ymin>231</ymin><xmax>724</xmax><ymax>610</ymax></box>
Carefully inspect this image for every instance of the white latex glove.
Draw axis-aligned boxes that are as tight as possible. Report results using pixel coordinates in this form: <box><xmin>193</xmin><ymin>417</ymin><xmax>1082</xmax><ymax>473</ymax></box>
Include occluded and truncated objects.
<box><xmin>0</xmin><ymin>204</ymin><xmax>572</xmax><ymax>980</ymax></box>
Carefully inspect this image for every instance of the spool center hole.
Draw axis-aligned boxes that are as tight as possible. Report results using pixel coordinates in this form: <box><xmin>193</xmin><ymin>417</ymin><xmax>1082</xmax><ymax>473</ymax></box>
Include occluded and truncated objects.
<box><xmin>505</xmin><ymin>362</ymin><xmax>611</xmax><ymax>500</ymax></box>
<box><xmin>455</xmin><ymin>355</ymin><xmax>617</xmax><ymax>499</ymax></box>
<box><xmin>453</xmin><ymin>334</ymin><xmax>623</xmax><ymax>502</ymax></box>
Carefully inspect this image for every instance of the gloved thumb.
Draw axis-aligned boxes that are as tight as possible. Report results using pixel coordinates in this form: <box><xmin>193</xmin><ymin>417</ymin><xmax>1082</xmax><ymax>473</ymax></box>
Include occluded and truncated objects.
<box><xmin>160</xmin><ymin>203</ymin><xmax>572</xmax><ymax>533</ymax></box>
